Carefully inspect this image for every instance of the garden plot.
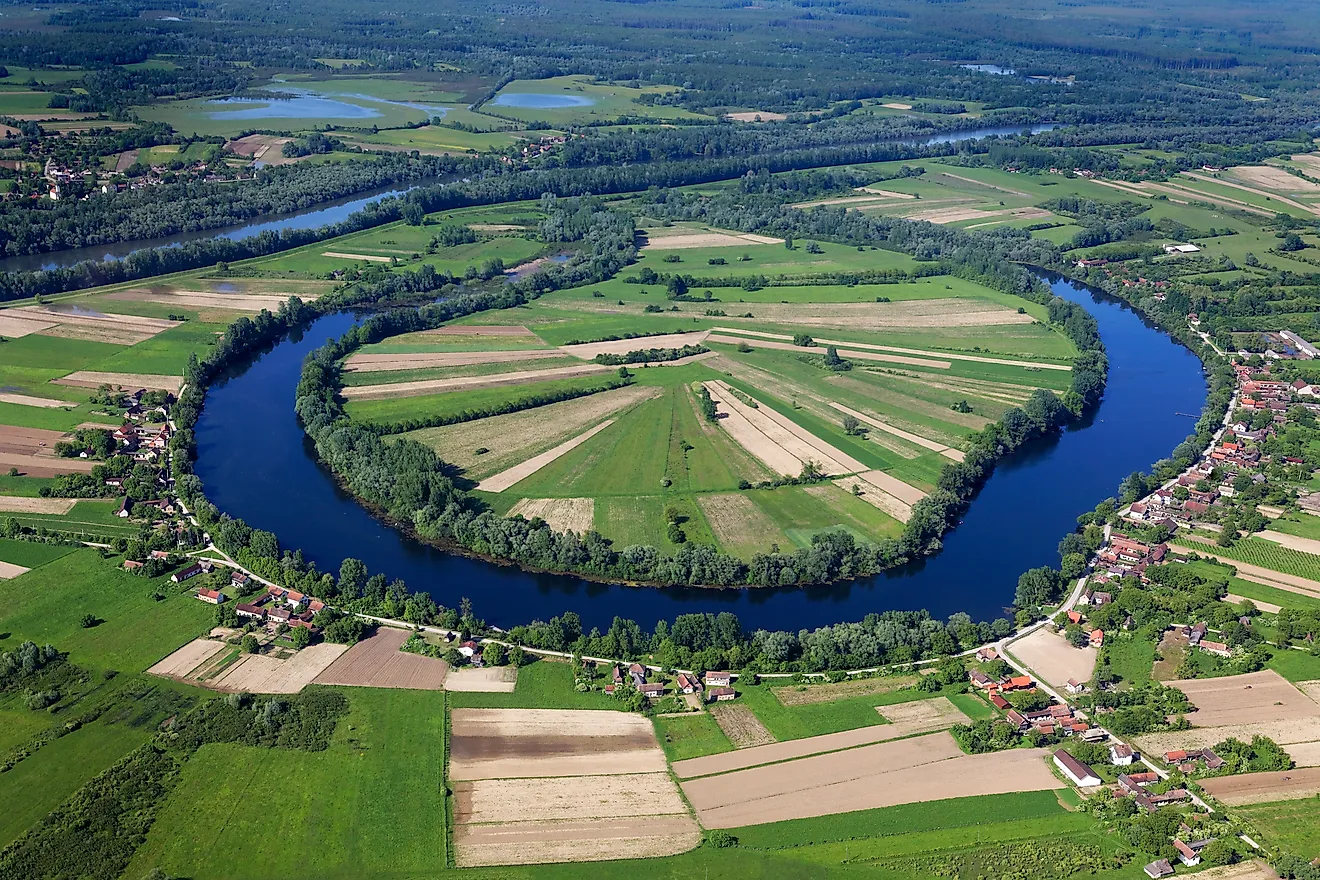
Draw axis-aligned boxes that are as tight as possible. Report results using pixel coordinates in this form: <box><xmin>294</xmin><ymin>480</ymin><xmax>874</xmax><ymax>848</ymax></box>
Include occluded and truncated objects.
<box><xmin>147</xmin><ymin>637</ymin><xmax>229</xmax><ymax>680</ymax></box>
<box><xmin>444</xmin><ymin>666</ymin><xmax>517</xmax><ymax>693</ymax></box>
<box><xmin>714</xmin><ymin>300</ymin><xmax>1035</xmax><ymax>330</ymax></box>
<box><xmin>340</xmin><ymin>363</ymin><xmax>612</xmax><ymax>400</ymax></box>
<box><xmin>1009</xmin><ymin>628</ymin><xmax>1097</xmax><ymax>689</ymax></box>
<box><xmin>448</xmin><ymin>707</ymin><xmax>698</xmax><ymax>867</ymax></box>
<box><xmin>709</xmin><ymin>703</ymin><xmax>777</xmax><ymax>748</ymax></box>
<box><xmin>1200</xmin><ymin>767</ymin><xmax>1320</xmax><ymax>805</ymax></box>
<box><xmin>12</xmin><ymin>305</ymin><xmax>180</xmax><ymax>345</ymax></box>
<box><xmin>343</xmin><ymin>349</ymin><xmax>562</xmax><ymax>373</ymax></box>
<box><xmin>639</xmin><ymin>227</ymin><xmax>783</xmax><ymax>250</ymax></box>
<box><xmin>507</xmin><ymin>497</ymin><xmax>594</xmax><ymax>533</ymax></box>
<box><xmin>311</xmin><ymin>626</ymin><xmax>448</xmax><ymax>690</ymax></box>
<box><xmin>704</xmin><ymin>379</ymin><xmax>868</xmax><ymax>477</ymax></box>
<box><xmin>680</xmin><ymin>731</ymin><xmax>1060</xmax><ymax>828</ymax></box>
<box><xmin>207</xmin><ymin>642</ymin><xmax>348</xmax><ymax>693</ymax></box>
<box><xmin>53</xmin><ymin>371</ymin><xmax>182</xmax><ymax>393</ymax></box>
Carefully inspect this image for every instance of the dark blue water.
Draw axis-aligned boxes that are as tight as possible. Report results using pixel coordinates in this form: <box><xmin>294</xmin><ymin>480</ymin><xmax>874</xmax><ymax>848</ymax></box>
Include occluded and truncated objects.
<box><xmin>193</xmin><ymin>272</ymin><xmax>1205</xmax><ymax>630</ymax></box>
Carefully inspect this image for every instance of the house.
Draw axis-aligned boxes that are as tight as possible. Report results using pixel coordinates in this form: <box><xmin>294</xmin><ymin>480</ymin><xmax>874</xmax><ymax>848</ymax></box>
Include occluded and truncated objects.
<box><xmin>612</xmin><ymin>665</ymin><xmax>623</xmax><ymax>685</ymax></box>
<box><xmin>1005</xmin><ymin>709</ymin><xmax>1029</xmax><ymax>732</ymax></box>
<box><xmin>1173</xmin><ymin>840</ymin><xmax>1200</xmax><ymax>868</ymax></box>
<box><xmin>1067</xmin><ymin>610</ymin><xmax>1083</xmax><ymax>626</ymax></box>
<box><xmin>638</xmin><ymin>683</ymin><xmax>665</xmax><ymax>698</ymax></box>
<box><xmin>230</xmin><ymin>571</ymin><xmax>250</xmax><ymax>589</ymax></box>
<box><xmin>1053</xmin><ymin>749</ymin><xmax>1102</xmax><ymax>787</ymax></box>
<box><xmin>675</xmin><ymin>673</ymin><xmax>699</xmax><ymax>694</ymax></box>
<box><xmin>976</xmin><ymin>647</ymin><xmax>998</xmax><ymax>663</ymax></box>
<box><xmin>704</xmin><ymin>670</ymin><xmax>732</xmax><ymax>688</ymax></box>
<box><xmin>459</xmin><ymin>640</ymin><xmax>480</xmax><ymax>658</ymax></box>
<box><xmin>1110</xmin><ymin>744</ymin><xmax>1135</xmax><ymax>765</ymax></box>
<box><xmin>1002</xmin><ymin>675</ymin><xmax>1034</xmax><ymax>691</ymax></box>
<box><xmin>969</xmin><ymin>669</ymin><xmax>995</xmax><ymax>689</ymax></box>
<box><xmin>1198</xmin><ymin>639</ymin><xmax>1231</xmax><ymax>658</ymax></box>
<box><xmin>707</xmin><ymin>686</ymin><xmax>735</xmax><ymax>702</ymax></box>
<box><xmin>122</xmin><ymin>559</ymin><xmax>143</xmax><ymax>571</ymax></box>
<box><xmin>1118</xmin><ymin>772</ymin><xmax>1154</xmax><ymax>794</ymax></box>
<box><xmin>1089</xmin><ymin>629</ymin><xmax>1105</xmax><ymax>648</ymax></box>
<box><xmin>268</xmin><ymin>607</ymin><xmax>292</xmax><ymax>623</ymax></box>
<box><xmin>989</xmin><ymin>693</ymin><xmax>1010</xmax><ymax>710</ymax></box>
<box><xmin>307</xmin><ymin>599</ymin><xmax>325</xmax><ymax>613</ymax></box>
<box><xmin>149</xmin><ymin>550</ymin><xmax>170</xmax><ymax>560</ymax></box>
<box><xmin>235</xmin><ymin>603</ymin><xmax>265</xmax><ymax>620</ymax></box>
<box><xmin>1065</xmin><ymin>678</ymin><xmax>1086</xmax><ymax>695</ymax></box>
<box><xmin>629</xmin><ymin>663</ymin><xmax>647</xmax><ymax>686</ymax></box>
<box><xmin>196</xmin><ymin>588</ymin><xmax>225</xmax><ymax>604</ymax></box>
<box><xmin>284</xmin><ymin>590</ymin><xmax>306</xmax><ymax>608</ymax></box>
<box><xmin>1144</xmin><ymin>859</ymin><xmax>1175</xmax><ymax>879</ymax></box>
<box><xmin>116</xmin><ymin>497</ymin><xmax>132</xmax><ymax>518</ymax></box>
<box><xmin>171</xmin><ymin>563</ymin><xmax>204</xmax><ymax>583</ymax></box>
<box><xmin>1189</xmin><ymin>622</ymin><xmax>1207</xmax><ymax>644</ymax></box>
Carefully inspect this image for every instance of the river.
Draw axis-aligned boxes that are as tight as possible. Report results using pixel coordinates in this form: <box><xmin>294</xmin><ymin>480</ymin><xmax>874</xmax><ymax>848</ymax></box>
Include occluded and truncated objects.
<box><xmin>193</xmin><ymin>271</ymin><xmax>1206</xmax><ymax>631</ymax></box>
<box><xmin>5</xmin><ymin>123</ymin><xmax>1053</xmax><ymax>275</ymax></box>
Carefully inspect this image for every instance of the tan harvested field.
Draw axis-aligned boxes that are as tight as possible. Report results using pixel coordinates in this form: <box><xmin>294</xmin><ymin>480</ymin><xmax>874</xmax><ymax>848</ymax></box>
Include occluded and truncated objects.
<box><xmin>773</xmin><ymin>674</ymin><xmax>918</xmax><ymax>706</ymax></box>
<box><xmin>1009</xmin><ymin>627</ymin><xmax>1097</xmax><ymax>689</ymax></box>
<box><xmin>449</xmin><ymin>707</ymin><xmax>699</xmax><ymax>867</ymax></box>
<box><xmin>878</xmin><ymin>696</ymin><xmax>973</xmax><ymax>734</ymax></box>
<box><xmin>453</xmin><ymin>818</ymin><xmax>700</xmax><ymax>868</ymax></box>
<box><xmin>403</xmin><ymin>385</ymin><xmax>660</xmax><ymax>478</ymax></box>
<box><xmin>710</xmin><ymin>703</ymin><xmax>776</xmax><ymax>748</ymax></box>
<box><xmin>147</xmin><ymin>637</ymin><xmax>229</xmax><ymax>679</ymax></box>
<box><xmin>902</xmin><ymin>205</ymin><xmax>1052</xmax><ymax>225</ymax></box>
<box><xmin>449</xmin><ymin>708</ymin><xmax>668</xmax><ymax>780</ymax></box>
<box><xmin>936</xmin><ymin>172</ymin><xmax>1034</xmax><ymax>198</ymax></box>
<box><xmin>854</xmin><ymin>468</ymin><xmax>927</xmax><ymax>505</ymax></box>
<box><xmin>0</xmin><ymin>559</ymin><xmax>29</xmax><ymax>578</ymax></box>
<box><xmin>0</xmin><ymin>452</ymin><xmax>94</xmax><ymax>476</ymax></box>
<box><xmin>53</xmin><ymin>371</ymin><xmax>182</xmax><ymax>393</ymax></box>
<box><xmin>639</xmin><ymin>228</ymin><xmax>783</xmax><ymax>250</ymax></box>
<box><xmin>1187</xmin><ymin>862</ymin><xmax>1280</xmax><ymax>880</ymax></box>
<box><xmin>343</xmin><ymin>349</ymin><xmax>561</xmax><ymax>373</ymax></box>
<box><xmin>0</xmin><ymin>313</ymin><xmax>58</xmax><ymax>337</ymax></box>
<box><xmin>477</xmin><ymin>419</ymin><xmax>619</xmax><ymax>492</ymax></box>
<box><xmin>1136</xmin><ymin>718</ymin><xmax>1320</xmax><ymax>755</ymax></box>
<box><xmin>1231</xmin><ymin>164</ymin><xmax>1320</xmax><ymax>193</ymax></box>
<box><xmin>225</xmin><ymin>133</ymin><xmax>293</xmax><ymax>160</ymax></box>
<box><xmin>13</xmin><ymin>305</ymin><xmax>179</xmax><ymax>345</ymax></box>
<box><xmin>681</xmin><ymin>731</ymin><xmax>1060</xmax><ymax>828</ymax></box>
<box><xmin>1284</xmin><ymin>740</ymin><xmax>1320</xmax><ymax>767</ymax></box>
<box><xmin>1182</xmin><ymin>171</ymin><xmax>1320</xmax><ymax>217</ymax></box>
<box><xmin>558</xmin><ymin>331</ymin><xmax>710</xmax><ymax>359</ymax></box>
<box><xmin>828</xmin><ymin>402</ymin><xmax>963</xmax><ymax>460</ymax></box>
<box><xmin>705</xmin><ymin>379</ymin><xmax>867</xmax><ymax>476</ymax></box>
<box><xmin>725</xmin><ymin>110</ymin><xmax>787</xmax><ymax>122</ymax></box>
<box><xmin>714</xmin><ymin>300</ymin><xmax>1034</xmax><ymax>330</ymax></box>
<box><xmin>1200</xmin><ymin>767</ymin><xmax>1320</xmax><ymax>805</ymax></box>
<box><xmin>311</xmin><ymin>626</ymin><xmax>448</xmax><ymax>690</ymax></box>
<box><xmin>104</xmin><ymin>288</ymin><xmax>317</xmax><ymax>313</ymax></box>
<box><xmin>208</xmin><ymin>642</ymin><xmax>348</xmax><ymax>693</ymax></box>
<box><xmin>508</xmin><ymin>497</ymin><xmax>595</xmax><ymax>533</ymax></box>
<box><xmin>468</xmin><ymin>223</ymin><xmax>528</xmax><ymax>233</ymax></box>
<box><xmin>1225</xmin><ymin>592</ymin><xmax>1282</xmax><ymax>614</ymax></box>
<box><xmin>0</xmin><ymin>495</ymin><xmax>76</xmax><ymax>514</ymax></box>
<box><xmin>698</xmin><ymin>493</ymin><xmax>784</xmax><ymax>552</ymax></box>
<box><xmin>832</xmin><ymin>475</ymin><xmax>914</xmax><ymax>522</ymax></box>
<box><xmin>1258</xmin><ymin>530</ymin><xmax>1320</xmax><ymax>556</ymax></box>
<box><xmin>0</xmin><ymin>392</ymin><xmax>75</xmax><ymax>408</ymax></box>
<box><xmin>1168</xmin><ymin>670</ymin><xmax>1320</xmax><ymax>728</ymax></box>
<box><xmin>321</xmin><ymin>251</ymin><xmax>394</xmax><ymax>262</ymax></box>
<box><xmin>427</xmin><ymin>324</ymin><xmax>537</xmax><ymax>337</ymax></box>
<box><xmin>706</xmin><ymin>333</ymin><xmax>952</xmax><ymax>369</ymax></box>
<box><xmin>0</xmin><ymin>424</ymin><xmax>68</xmax><ymax>451</ymax></box>
<box><xmin>444</xmin><ymin>666</ymin><xmax>518</xmax><ymax>693</ymax></box>
<box><xmin>340</xmin><ymin>363</ymin><xmax>612</xmax><ymax>400</ymax></box>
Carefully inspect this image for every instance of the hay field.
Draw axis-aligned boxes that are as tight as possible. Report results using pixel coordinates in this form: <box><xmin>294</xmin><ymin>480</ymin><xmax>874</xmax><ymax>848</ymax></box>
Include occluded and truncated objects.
<box><xmin>832</xmin><ymin>474</ymin><xmax>914</xmax><ymax>521</ymax></box>
<box><xmin>0</xmin><ymin>496</ymin><xmax>76</xmax><ymax>514</ymax></box>
<box><xmin>680</xmin><ymin>731</ymin><xmax>1060</xmax><ymax>828</ymax></box>
<box><xmin>709</xmin><ymin>703</ymin><xmax>777</xmax><ymax>747</ymax></box>
<box><xmin>311</xmin><ymin>627</ymin><xmax>448</xmax><ymax>689</ymax></box>
<box><xmin>829</xmin><ymin>402</ymin><xmax>963</xmax><ymax>460</ymax></box>
<box><xmin>507</xmin><ymin>497</ymin><xmax>595</xmax><ymax>532</ymax></box>
<box><xmin>704</xmin><ymin>379</ymin><xmax>868</xmax><ymax>476</ymax></box>
<box><xmin>12</xmin><ymin>305</ymin><xmax>180</xmax><ymax>345</ymax></box>
<box><xmin>53</xmin><ymin>371</ymin><xmax>182</xmax><ymax>393</ymax></box>
<box><xmin>1200</xmin><ymin>767</ymin><xmax>1320</xmax><ymax>805</ymax></box>
<box><xmin>772</xmin><ymin>675</ymin><xmax>919</xmax><ymax>706</ymax></box>
<box><xmin>640</xmin><ymin>227</ymin><xmax>782</xmax><ymax>250</ymax></box>
<box><xmin>697</xmin><ymin>493</ymin><xmax>788</xmax><ymax>557</ymax></box>
<box><xmin>444</xmin><ymin>666</ymin><xmax>518</xmax><ymax>693</ymax></box>
<box><xmin>477</xmin><ymin>419</ymin><xmax>618</xmax><ymax>492</ymax></box>
<box><xmin>103</xmin><ymin>288</ymin><xmax>318</xmax><ymax>313</ymax></box>
<box><xmin>713</xmin><ymin>299</ymin><xmax>1035</xmax><ymax>330</ymax></box>
<box><xmin>877</xmin><ymin>696</ymin><xmax>973</xmax><ymax>735</ymax></box>
<box><xmin>340</xmin><ymin>363</ymin><xmax>612</xmax><ymax>399</ymax></box>
<box><xmin>1009</xmin><ymin>628</ymin><xmax>1097</xmax><ymax>689</ymax></box>
<box><xmin>1230</xmin><ymin>164</ymin><xmax>1320</xmax><ymax>194</ymax></box>
<box><xmin>448</xmin><ymin>708</ymin><xmax>699</xmax><ymax>867</ymax></box>
<box><xmin>343</xmin><ymin>349</ymin><xmax>562</xmax><ymax>372</ymax></box>
<box><xmin>208</xmin><ymin>643</ymin><xmax>348</xmax><ymax>693</ymax></box>
<box><xmin>426</xmin><ymin>324</ymin><xmax>537</xmax><ymax>337</ymax></box>
<box><xmin>147</xmin><ymin>637</ymin><xmax>229</xmax><ymax>679</ymax></box>
<box><xmin>706</xmin><ymin>333</ymin><xmax>952</xmax><ymax>368</ymax></box>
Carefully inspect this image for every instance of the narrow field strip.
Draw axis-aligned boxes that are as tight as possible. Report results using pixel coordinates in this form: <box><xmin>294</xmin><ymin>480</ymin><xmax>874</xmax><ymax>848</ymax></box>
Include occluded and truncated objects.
<box><xmin>0</xmin><ymin>452</ymin><xmax>95</xmax><ymax>475</ymax></box>
<box><xmin>424</xmin><ymin>324</ymin><xmax>537</xmax><ymax>337</ymax></box>
<box><xmin>343</xmin><ymin>349</ymin><xmax>562</xmax><ymax>372</ymax></box>
<box><xmin>706</xmin><ymin>334</ymin><xmax>951</xmax><ymax>369</ymax></box>
<box><xmin>0</xmin><ymin>392</ymin><xmax>76</xmax><ymax>408</ymax></box>
<box><xmin>0</xmin><ymin>313</ymin><xmax>58</xmax><ymax>337</ymax></box>
<box><xmin>53</xmin><ymin>371</ymin><xmax>182</xmax><ymax>393</ymax></box>
<box><xmin>557</xmin><ymin>331</ymin><xmax>711</xmax><ymax>359</ymax></box>
<box><xmin>1182</xmin><ymin>171</ymin><xmax>1320</xmax><ymax>217</ymax></box>
<box><xmin>0</xmin><ymin>560</ymin><xmax>30</xmax><ymax>579</ymax></box>
<box><xmin>832</xmin><ymin>475</ymin><xmax>914</xmax><ymax>522</ymax></box>
<box><xmin>104</xmin><ymin>289</ymin><xmax>318</xmax><ymax>312</ymax></box>
<box><xmin>712</xmin><ymin>326</ymin><xmax>1070</xmax><ymax>370</ymax></box>
<box><xmin>476</xmin><ymin>419</ymin><xmax>618</xmax><ymax>492</ymax></box>
<box><xmin>706</xmin><ymin>380</ymin><xmax>867</xmax><ymax>475</ymax></box>
<box><xmin>321</xmin><ymin>251</ymin><xmax>395</xmax><ymax>262</ymax></box>
<box><xmin>855</xmin><ymin>468</ymin><xmax>927</xmax><ymax>505</ymax></box>
<box><xmin>340</xmin><ymin>363</ymin><xmax>613</xmax><ymax>400</ymax></box>
<box><xmin>829</xmin><ymin>402</ymin><xmax>964</xmax><ymax>461</ymax></box>
<box><xmin>0</xmin><ymin>496</ymin><xmax>77</xmax><ymax>514</ymax></box>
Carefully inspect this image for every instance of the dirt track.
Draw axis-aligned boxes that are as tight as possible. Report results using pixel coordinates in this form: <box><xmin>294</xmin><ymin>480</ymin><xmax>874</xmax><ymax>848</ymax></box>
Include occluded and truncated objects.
<box><xmin>311</xmin><ymin>626</ymin><xmax>448</xmax><ymax>689</ymax></box>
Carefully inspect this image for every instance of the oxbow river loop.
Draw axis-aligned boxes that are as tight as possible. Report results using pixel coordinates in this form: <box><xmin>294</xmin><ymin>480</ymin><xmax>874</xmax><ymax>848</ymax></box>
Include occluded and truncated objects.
<box><xmin>193</xmin><ymin>272</ymin><xmax>1206</xmax><ymax>631</ymax></box>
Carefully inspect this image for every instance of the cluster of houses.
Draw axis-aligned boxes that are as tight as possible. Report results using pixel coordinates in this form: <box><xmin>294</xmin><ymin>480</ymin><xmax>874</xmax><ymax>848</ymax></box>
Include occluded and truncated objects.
<box><xmin>1144</xmin><ymin>830</ymin><xmax>1217</xmax><ymax>877</ymax></box>
<box><xmin>1169</xmin><ymin>621</ymin><xmax>1232</xmax><ymax>658</ymax></box>
<box><xmin>1087</xmin><ymin>534</ymin><xmax>1170</xmax><ymax>586</ymax></box>
<box><xmin>109</xmin><ymin>419</ymin><xmax>173</xmax><ymax>464</ymax></box>
<box><xmin>969</xmin><ymin>659</ymin><xmax>1100</xmax><ymax>739</ymax></box>
<box><xmin>603</xmin><ymin>664</ymin><xmax>735</xmax><ymax>702</ymax></box>
<box><xmin>234</xmin><ymin>584</ymin><xmax>325</xmax><ymax>632</ymax></box>
<box><xmin>1163</xmin><ymin>747</ymin><xmax>1224</xmax><ymax>773</ymax></box>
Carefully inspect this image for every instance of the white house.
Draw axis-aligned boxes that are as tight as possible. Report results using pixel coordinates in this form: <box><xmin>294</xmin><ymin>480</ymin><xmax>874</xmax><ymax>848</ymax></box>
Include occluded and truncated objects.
<box><xmin>1053</xmin><ymin>749</ymin><xmax>1102</xmax><ymax>787</ymax></box>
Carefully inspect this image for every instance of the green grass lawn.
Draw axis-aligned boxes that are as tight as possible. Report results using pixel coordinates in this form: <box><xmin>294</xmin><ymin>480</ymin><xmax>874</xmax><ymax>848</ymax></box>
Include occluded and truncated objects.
<box><xmin>653</xmin><ymin>712</ymin><xmax>734</xmax><ymax>761</ymax></box>
<box><xmin>1237</xmin><ymin>799</ymin><xmax>1320</xmax><ymax>862</ymax></box>
<box><xmin>0</xmin><ymin>537</ymin><xmax>76</xmax><ymax>568</ymax></box>
<box><xmin>734</xmin><ymin>680</ymin><xmax>963</xmax><ymax>741</ymax></box>
<box><xmin>447</xmin><ymin>658</ymin><xmax>623</xmax><ymax>710</ymax></box>
<box><xmin>125</xmin><ymin>687</ymin><xmax>449</xmax><ymax>880</ymax></box>
<box><xmin>0</xmin><ymin>549</ymin><xmax>212</xmax><ymax>674</ymax></box>
<box><xmin>5</xmin><ymin>500</ymin><xmax>143</xmax><ymax>538</ymax></box>
<box><xmin>1266</xmin><ymin>647</ymin><xmax>1320</xmax><ymax>682</ymax></box>
<box><xmin>87</xmin><ymin>321</ymin><xmax>225</xmax><ymax>375</ymax></box>
<box><xmin>1103</xmin><ymin>632</ymin><xmax>1156</xmax><ymax>689</ymax></box>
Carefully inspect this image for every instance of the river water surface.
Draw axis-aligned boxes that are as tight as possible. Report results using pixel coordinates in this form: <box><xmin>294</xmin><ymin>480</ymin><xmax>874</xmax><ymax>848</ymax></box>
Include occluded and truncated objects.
<box><xmin>193</xmin><ymin>272</ymin><xmax>1206</xmax><ymax>630</ymax></box>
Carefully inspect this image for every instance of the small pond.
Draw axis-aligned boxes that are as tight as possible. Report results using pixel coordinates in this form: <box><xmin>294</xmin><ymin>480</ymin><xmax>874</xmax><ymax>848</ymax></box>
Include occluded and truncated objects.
<box><xmin>491</xmin><ymin>93</ymin><xmax>596</xmax><ymax>109</ymax></box>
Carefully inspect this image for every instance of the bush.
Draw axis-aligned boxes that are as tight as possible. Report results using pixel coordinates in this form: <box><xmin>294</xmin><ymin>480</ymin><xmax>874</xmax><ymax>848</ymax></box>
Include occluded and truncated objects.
<box><xmin>704</xmin><ymin>830</ymin><xmax>738</xmax><ymax>848</ymax></box>
<box><xmin>79</xmin><ymin>614</ymin><xmax>99</xmax><ymax>629</ymax></box>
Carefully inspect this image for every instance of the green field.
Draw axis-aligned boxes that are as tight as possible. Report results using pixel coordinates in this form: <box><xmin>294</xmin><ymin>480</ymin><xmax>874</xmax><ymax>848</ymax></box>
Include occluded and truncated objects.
<box><xmin>1177</xmin><ymin>536</ymin><xmax>1320</xmax><ymax>582</ymax></box>
<box><xmin>447</xmin><ymin>658</ymin><xmax>624</xmax><ymax>710</ymax></box>
<box><xmin>483</xmin><ymin>75</ymin><xmax>712</xmax><ymax>126</ymax></box>
<box><xmin>1237</xmin><ymin>799</ymin><xmax>1320</xmax><ymax>861</ymax></box>
<box><xmin>653</xmin><ymin>711</ymin><xmax>734</xmax><ymax>761</ymax></box>
<box><xmin>733</xmin><ymin>680</ymin><xmax>964</xmax><ymax>740</ymax></box>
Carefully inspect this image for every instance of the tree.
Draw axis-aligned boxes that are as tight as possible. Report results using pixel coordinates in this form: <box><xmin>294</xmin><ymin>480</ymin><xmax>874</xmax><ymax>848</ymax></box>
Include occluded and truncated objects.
<box><xmin>288</xmin><ymin>626</ymin><xmax>311</xmax><ymax>649</ymax></box>
<box><xmin>401</xmin><ymin>200</ymin><xmax>425</xmax><ymax>226</ymax></box>
<box><xmin>1015</xmin><ymin>567</ymin><xmax>1061</xmax><ymax>608</ymax></box>
<box><xmin>841</xmin><ymin>414</ymin><xmax>862</xmax><ymax>435</ymax></box>
<box><xmin>483</xmin><ymin>642</ymin><xmax>506</xmax><ymax>666</ymax></box>
<box><xmin>241</xmin><ymin>634</ymin><xmax>260</xmax><ymax>654</ymax></box>
<box><xmin>338</xmin><ymin>557</ymin><xmax>368</xmax><ymax>599</ymax></box>
<box><xmin>79</xmin><ymin>613</ymin><xmax>98</xmax><ymax>628</ymax></box>
<box><xmin>507</xmin><ymin>645</ymin><xmax>526</xmax><ymax>667</ymax></box>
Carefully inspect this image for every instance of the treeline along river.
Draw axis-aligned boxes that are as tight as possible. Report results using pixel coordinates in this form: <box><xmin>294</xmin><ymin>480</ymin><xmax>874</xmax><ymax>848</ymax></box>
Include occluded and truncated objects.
<box><xmin>193</xmin><ymin>272</ymin><xmax>1206</xmax><ymax>631</ymax></box>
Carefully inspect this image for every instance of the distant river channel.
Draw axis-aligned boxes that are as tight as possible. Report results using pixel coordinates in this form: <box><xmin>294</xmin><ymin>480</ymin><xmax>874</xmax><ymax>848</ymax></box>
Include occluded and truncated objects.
<box><xmin>192</xmin><ymin>270</ymin><xmax>1206</xmax><ymax>631</ymax></box>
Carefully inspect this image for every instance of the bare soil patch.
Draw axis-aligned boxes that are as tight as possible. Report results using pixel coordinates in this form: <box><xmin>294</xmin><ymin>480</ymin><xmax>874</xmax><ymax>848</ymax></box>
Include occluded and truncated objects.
<box><xmin>1136</xmin><ymin>719</ymin><xmax>1320</xmax><ymax>755</ymax></box>
<box><xmin>147</xmin><ymin>638</ymin><xmax>229</xmax><ymax>679</ymax></box>
<box><xmin>0</xmin><ymin>313</ymin><xmax>58</xmax><ymax>337</ymax></box>
<box><xmin>681</xmin><ymin>731</ymin><xmax>1060</xmax><ymax>827</ymax></box>
<box><xmin>0</xmin><ymin>560</ymin><xmax>30</xmax><ymax>578</ymax></box>
<box><xmin>880</xmin><ymin>102</ymin><xmax>912</xmax><ymax>110</ymax></box>
<box><xmin>507</xmin><ymin>497</ymin><xmax>595</xmax><ymax>533</ymax></box>
<box><xmin>208</xmin><ymin>642</ymin><xmax>348</xmax><ymax>693</ymax></box>
<box><xmin>1009</xmin><ymin>628</ymin><xmax>1097</xmax><ymax>689</ymax></box>
<box><xmin>0</xmin><ymin>452</ymin><xmax>93</xmax><ymax>476</ymax></box>
<box><xmin>453</xmin><ymin>818</ymin><xmax>699</xmax><ymax>868</ymax></box>
<box><xmin>0</xmin><ymin>392</ymin><xmax>75</xmax><ymax>408</ymax></box>
<box><xmin>709</xmin><ymin>703</ymin><xmax>776</xmax><ymax>748</ymax></box>
<box><xmin>0</xmin><ymin>495</ymin><xmax>75</xmax><ymax>514</ymax></box>
<box><xmin>1169</xmin><ymin>670</ymin><xmax>1320</xmax><ymax>728</ymax></box>
<box><xmin>559</xmin><ymin>331</ymin><xmax>710</xmax><ymax>359</ymax></box>
<box><xmin>878</xmin><ymin>696</ymin><xmax>972</xmax><ymax>735</ymax></box>
<box><xmin>1189</xmin><ymin>862</ymin><xmax>1280</xmax><ymax>880</ymax></box>
<box><xmin>477</xmin><ymin>419</ymin><xmax>617</xmax><ymax>493</ymax></box>
<box><xmin>449</xmin><ymin>707</ymin><xmax>667</xmax><ymax>779</ymax></box>
<box><xmin>455</xmin><ymin>773</ymin><xmax>689</xmax><ymax>824</ymax></box>
<box><xmin>321</xmin><ymin>251</ymin><xmax>394</xmax><ymax>263</ymax></box>
<box><xmin>341</xmin><ymin>363</ymin><xmax>612</xmax><ymax>400</ymax></box>
<box><xmin>444</xmin><ymin>666</ymin><xmax>517</xmax><ymax>693</ymax></box>
<box><xmin>343</xmin><ymin>349</ymin><xmax>561</xmax><ymax>373</ymax></box>
<box><xmin>832</xmin><ymin>475</ymin><xmax>913</xmax><ymax>522</ymax></box>
<box><xmin>53</xmin><ymin>371</ymin><xmax>182</xmax><ymax>393</ymax></box>
<box><xmin>311</xmin><ymin>626</ymin><xmax>448</xmax><ymax>690</ymax></box>
<box><xmin>225</xmin><ymin>134</ymin><xmax>293</xmax><ymax>160</ymax></box>
<box><xmin>705</xmin><ymin>379</ymin><xmax>867</xmax><ymax>476</ymax></box>
<box><xmin>105</xmin><ymin>288</ymin><xmax>316</xmax><ymax>313</ymax></box>
<box><xmin>1284</xmin><ymin>740</ymin><xmax>1320</xmax><ymax>767</ymax></box>
<box><xmin>1226</xmin><ymin>593</ymin><xmax>1281</xmax><ymax>614</ymax></box>
<box><xmin>1259</xmin><ymin>530</ymin><xmax>1320</xmax><ymax>555</ymax></box>
<box><xmin>15</xmin><ymin>305</ymin><xmax>179</xmax><ymax>345</ymax></box>
<box><xmin>468</xmin><ymin>223</ymin><xmax>528</xmax><ymax>233</ymax></box>
<box><xmin>773</xmin><ymin>674</ymin><xmax>918</xmax><ymax>706</ymax></box>
<box><xmin>639</xmin><ymin>228</ymin><xmax>783</xmax><ymax>250</ymax></box>
<box><xmin>1200</xmin><ymin>767</ymin><xmax>1320</xmax><ymax>805</ymax></box>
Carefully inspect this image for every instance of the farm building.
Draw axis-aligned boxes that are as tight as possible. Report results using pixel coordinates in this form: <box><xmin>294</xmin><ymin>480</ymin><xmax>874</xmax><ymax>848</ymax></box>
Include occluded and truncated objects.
<box><xmin>639</xmin><ymin>683</ymin><xmax>665</xmax><ymax>698</ymax></box>
<box><xmin>707</xmin><ymin>686</ymin><xmax>735</xmax><ymax>702</ymax></box>
<box><xmin>235</xmin><ymin>603</ymin><xmax>265</xmax><ymax>620</ymax></box>
<box><xmin>171</xmin><ymin>563</ymin><xmax>205</xmax><ymax>583</ymax></box>
<box><xmin>704</xmin><ymin>670</ymin><xmax>732</xmax><ymax>688</ymax></box>
<box><xmin>675</xmin><ymin>673</ymin><xmax>700</xmax><ymax>694</ymax></box>
<box><xmin>1109</xmin><ymin>744</ymin><xmax>1135</xmax><ymax>766</ymax></box>
<box><xmin>195</xmin><ymin>588</ymin><xmax>225</xmax><ymax>604</ymax></box>
<box><xmin>1144</xmin><ymin>859</ymin><xmax>1174</xmax><ymax>879</ymax></box>
<box><xmin>1053</xmin><ymin>750</ymin><xmax>1101</xmax><ymax>787</ymax></box>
